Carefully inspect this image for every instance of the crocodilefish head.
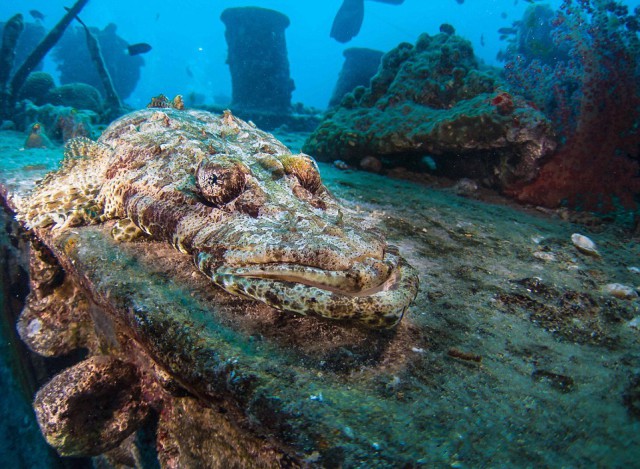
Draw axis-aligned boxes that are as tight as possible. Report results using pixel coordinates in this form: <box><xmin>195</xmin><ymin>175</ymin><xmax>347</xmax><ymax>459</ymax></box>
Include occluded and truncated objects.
<box><xmin>190</xmin><ymin>149</ymin><xmax>419</xmax><ymax>329</ymax></box>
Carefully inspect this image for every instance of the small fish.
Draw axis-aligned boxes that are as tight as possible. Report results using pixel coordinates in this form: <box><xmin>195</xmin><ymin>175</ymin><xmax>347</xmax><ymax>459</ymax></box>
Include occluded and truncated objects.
<box><xmin>480</xmin><ymin>33</ymin><xmax>485</xmax><ymax>47</ymax></box>
<box><xmin>147</xmin><ymin>94</ymin><xmax>171</xmax><ymax>109</ymax></box>
<box><xmin>127</xmin><ymin>43</ymin><xmax>152</xmax><ymax>56</ymax></box>
<box><xmin>185</xmin><ymin>66</ymin><xmax>193</xmax><ymax>78</ymax></box>
<box><xmin>331</xmin><ymin>0</ymin><xmax>405</xmax><ymax>43</ymax></box>
<box><xmin>29</xmin><ymin>10</ymin><xmax>45</xmax><ymax>21</ymax></box>
<box><xmin>455</xmin><ymin>0</ymin><xmax>464</xmax><ymax>4</ymax></box>
<box><xmin>498</xmin><ymin>27</ymin><xmax>518</xmax><ymax>35</ymax></box>
<box><xmin>331</xmin><ymin>0</ymin><xmax>365</xmax><ymax>43</ymax></box>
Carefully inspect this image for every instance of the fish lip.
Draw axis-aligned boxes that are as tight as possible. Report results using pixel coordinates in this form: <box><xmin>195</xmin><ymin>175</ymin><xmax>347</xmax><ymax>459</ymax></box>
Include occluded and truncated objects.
<box><xmin>214</xmin><ymin>265</ymin><xmax>384</xmax><ymax>297</ymax></box>
<box><xmin>211</xmin><ymin>263</ymin><xmax>388</xmax><ymax>297</ymax></box>
<box><xmin>210</xmin><ymin>248</ymin><xmax>402</xmax><ymax>296</ymax></box>
<box><xmin>201</xmin><ymin>253</ymin><xmax>420</xmax><ymax>328</ymax></box>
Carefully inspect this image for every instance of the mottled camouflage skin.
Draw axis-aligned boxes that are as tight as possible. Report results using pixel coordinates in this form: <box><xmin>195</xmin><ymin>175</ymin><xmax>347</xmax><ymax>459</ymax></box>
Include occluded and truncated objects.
<box><xmin>23</xmin><ymin>107</ymin><xmax>418</xmax><ymax>327</ymax></box>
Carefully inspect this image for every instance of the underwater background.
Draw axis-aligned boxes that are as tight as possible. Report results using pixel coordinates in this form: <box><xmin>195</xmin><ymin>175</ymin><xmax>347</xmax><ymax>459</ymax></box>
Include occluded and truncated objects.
<box><xmin>1</xmin><ymin>0</ymin><xmax>640</xmax><ymax>467</ymax></box>
<box><xmin>0</xmin><ymin>0</ymin><xmax>612</xmax><ymax>109</ymax></box>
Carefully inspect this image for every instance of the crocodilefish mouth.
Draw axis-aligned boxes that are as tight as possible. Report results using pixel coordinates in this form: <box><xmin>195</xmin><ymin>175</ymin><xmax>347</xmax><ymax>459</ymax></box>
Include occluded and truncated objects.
<box><xmin>196</xmin><ymin>247</ymin><xmax>419</xmax><ymax>328</ymax></box>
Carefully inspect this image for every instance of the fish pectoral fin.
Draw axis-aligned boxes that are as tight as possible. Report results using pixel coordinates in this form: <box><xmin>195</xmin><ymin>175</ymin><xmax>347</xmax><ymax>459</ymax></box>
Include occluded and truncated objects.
<box><xmin>63</xmin><ymin>137</ymin><xmax>110</xmax><ymax>166</ymax></box>
<box><xmin>23</xmin><ymin>139</ymin><xmax>108</xmax><ymax>231</ymax></box>
<box><xmin>111</xmin><ymin>218</ymin><xmax>145</xmax><ymax>242</ymax></box>
<box><xmin>23</xmin><ymin>182</ymin><xmax>104</xmax><ymax>231</ymax></box>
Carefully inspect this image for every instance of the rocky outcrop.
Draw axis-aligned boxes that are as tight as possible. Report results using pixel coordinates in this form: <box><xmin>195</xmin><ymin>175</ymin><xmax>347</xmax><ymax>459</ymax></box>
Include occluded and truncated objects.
<box><xmin>18</xmin><ymin>71</ymin><xmax>55</xmax><ymax>105</ymax></box>
<box><xmin>304</xmin><ymin>32</ymin><xmax>556</xmax><ymax>190</ymax></box>
<box><xmin>46</xmin><ymin>82</ymin><xmax>103</xmax><ymax>113</ymax></box>
<box><xmin>14</xmin><ymin>101</ymin><xmax>97</xmax><ymax>142</ymax></box>
<box><xmin>17</xmin><ymin>240</ymin><xmax>96</xmax><ymax>356</ymax></box>
<box><xmin>34</xmin><ymin>356</ymin><xmax>149</xmax><ymax>456</ymax></box>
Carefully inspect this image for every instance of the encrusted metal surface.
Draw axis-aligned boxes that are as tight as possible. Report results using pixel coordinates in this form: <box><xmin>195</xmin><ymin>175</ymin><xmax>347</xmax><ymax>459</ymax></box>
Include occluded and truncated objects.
<box><xmin>1</xmin><ymin>120</ymin><xmax>639</xmax><ymax>467</ymax></box>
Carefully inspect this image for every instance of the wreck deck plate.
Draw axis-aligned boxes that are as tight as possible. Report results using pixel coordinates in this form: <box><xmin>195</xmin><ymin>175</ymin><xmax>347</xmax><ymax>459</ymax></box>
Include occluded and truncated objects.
<box><xmin>1</xmin><ymin>133</ymin><xmax>639</xmax><ymax>467</ymax></box>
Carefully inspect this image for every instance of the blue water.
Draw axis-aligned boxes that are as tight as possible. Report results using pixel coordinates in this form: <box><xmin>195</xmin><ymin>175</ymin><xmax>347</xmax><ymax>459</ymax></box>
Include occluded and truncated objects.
<box><xmin>5</xmin><ymin>0</ymin><xmax>629</xmax><ymax>110</ymax></box>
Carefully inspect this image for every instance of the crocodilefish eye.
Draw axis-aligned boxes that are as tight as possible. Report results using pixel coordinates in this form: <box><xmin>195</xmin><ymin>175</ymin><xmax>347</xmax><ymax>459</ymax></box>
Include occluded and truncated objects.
<box><xmin>195</xmin><ymin>157</ymin><xmax>247</xmax><ymax>206</ymax></box>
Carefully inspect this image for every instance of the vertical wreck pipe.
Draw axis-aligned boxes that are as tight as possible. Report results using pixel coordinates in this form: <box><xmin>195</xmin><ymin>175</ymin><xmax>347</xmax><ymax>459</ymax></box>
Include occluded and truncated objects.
<box><xmin>77</xmin><ymin>23</ymin><xmax>122</xmax><ymax>116</ymax></box>
<box><xmin>0</xmin><ymin>14</ymin><xmax>24</xmax><ymax>90</ymax></box>
<box><xmin>0</xmin><ymin>14</ymin><xmax>24</xmax><ymax>120</ymax></box>
<box><xmin>220</xmin><ymin>7</ymin><xmax>294</xmax><ymax>113</ymax></box>
<box><xmin>329</xmin><ymin>47</ymin><xmax>383</xmax><ymax>108</ymax></box>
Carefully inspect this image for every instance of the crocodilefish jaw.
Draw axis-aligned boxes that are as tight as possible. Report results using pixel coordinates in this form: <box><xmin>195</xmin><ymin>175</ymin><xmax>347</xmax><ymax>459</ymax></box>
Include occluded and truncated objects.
<box><xmin>196</xmin><ymin>248</ymin><xmax>419</xmax><ymax>329</ymax></box>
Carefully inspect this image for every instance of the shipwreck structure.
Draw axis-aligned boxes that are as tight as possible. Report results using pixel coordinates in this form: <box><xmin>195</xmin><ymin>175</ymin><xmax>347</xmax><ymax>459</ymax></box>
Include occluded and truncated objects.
<box><xmin>220</xmin><ymin>7</ymin><xmax>294</xmax><ymax>114</ymax></box>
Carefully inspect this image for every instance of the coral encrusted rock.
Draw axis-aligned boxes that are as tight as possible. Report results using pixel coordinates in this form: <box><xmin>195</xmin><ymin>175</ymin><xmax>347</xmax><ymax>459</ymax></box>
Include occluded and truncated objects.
<box><xmin>46</xmin><ymin>82</ymin><xmax>103</xmax><ymax>113</ymax></box>
<box><xmin>303</xmin><ymin>32</ymin><xmax>556</xmax><ymax>190</ymax></box>
<box><xmin>14</xmin><ymin>101</ymin><xmax>97</xmax><ymax>142</ymax></box>
<box><xmin>17</xmin><ymin>240</ymin><xmax>96</xmax><ymax>356</ymax></box>
<box><xmin>18</xmin><ymin>71</ymin><xmax>55</xmax><ymax>105</ymax></box>
<box><xmin>33</xmin><ymin>356</ymin><xmax>149</xmax><ymax>456</ymax></box>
